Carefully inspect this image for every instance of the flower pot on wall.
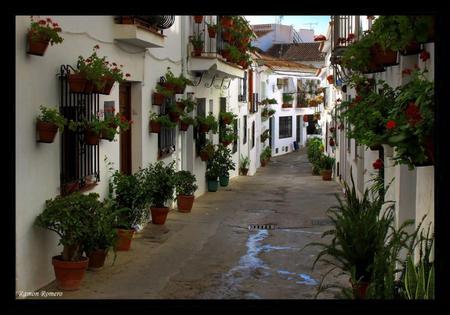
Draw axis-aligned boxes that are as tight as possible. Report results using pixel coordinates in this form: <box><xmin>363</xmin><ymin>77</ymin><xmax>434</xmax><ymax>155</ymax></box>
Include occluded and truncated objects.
<box><xmin>52</xmin><ymin>256</ymin><xmax>89</xmax><ymax>291</ymax></box>
<box><xmin>220</xmin><ymin>16</ymin><xmax>233</xmax><ymax>29</ymax></box>
<box><xmin>115</xmin><ymin>229</ymin><xmax>134</xmax><ymax>251</ymax></box>
<box><xmin>194</xmin><ymin>16</ymin><xmax>203</xmax><ymax>23</ymax></box>
<box><xmin>150</xmin><ymin>207</ymin><xmax>170</xmax><ymax>225</ymax></box>
<box><xmin>149</xmin><ymin>121</ymin><xmax>161</xmax><ymax>133</ymax></box>
<box><xmin>400</xmin><ymin>42</ymin><xmax>422</xmax><ymax>56</ymax></box>
<box><xmin>176</xmin><ymin>102</ymin><xmax>186</xmax><ymax>111</ymax></box>
<box><xmin>199</xmin><ymin>123</ymin><xmax>210</xmax><ymax>133</ymax></box>
<box><xmin>101</xmin><ymin>77</ymin><xmax>115</xmax><ymax>95</ymax></box>
<box><xmin>152</xmin><ymin>92</ymin><xmax>165</xmax><ymax>105</ymax></box>
<box><xmin>193</xmin><ymin>47</ymin><xmax>203</xmax><ymax>57</ymax></box>
<box><xmin>371</xmin><ymin>44</ymin><xmax>398</xmax><ymax>67</ymax></box>
<box><xmin>177</xmin><ymin>195</ymin><xmax>195</xmax><ymax>213</ymax></box>
<box><xmin>84</xmin><ymin>129</ymin><xmax>100</xmax><ymax>145</ymax></box>
<box><xmin>221</xmin><ymin>140</ymin><xmax>232</xmax><ymax>146</ymax></box>
<box><xmin>169</xmin><ymin>111</ymin><xmax>181</xmax><ymax>123</ymax></box>
<box><xmin>36</xmin><ymin>120</ymin><xmax>58</xmax><ymax>143</ymax></box>
<box><xmin>200</xmin><ymin>151</ymin><xmax>210</xmax><ymax>161</ymax></box>
<box><xmin>207</xmin><ymin>179</ymin><xmax>219</xmax><ymax>192</ymax></box>
<box><xmin>179</xmin><ymin>121</ymin><xmax>189</xmax><ymax>131</ymax></box>
<box><xmin>68</xmin><ymin>73</ymin><xmax>88</xmax><ymax>93</ymax></box>
<box><xmin>163</xmin><ymin>82</ymin><xmax>176</xmax><ymax>91</ymax></box>
<box><xmin>174</xmin><ymin>85</ymin><xmax>186</xmax><ymax>94</ymax></box>
<box><xmin>208</xmin><ymin>27</ymin><xmax>216</xmax><ymax>38</ymax></box>
<box><xmin>27</xmin><ymin>32</ymin><xmax>50</xmax><ymax>56</ymax></box>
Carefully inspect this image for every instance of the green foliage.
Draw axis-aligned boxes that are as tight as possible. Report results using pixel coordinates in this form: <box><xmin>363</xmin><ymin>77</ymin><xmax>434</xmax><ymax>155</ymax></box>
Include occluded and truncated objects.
<box><xmin>260</xmin><ymin>98</ymin><xmax>278</xmax><ymax>105</ymax></box>
<box><xmin>214</xmin><ymin>144</ymin><xmax>236</xmax><ymax>176</ymax></box>
<box><xmin>155</xmin><ymin>84</ymin><xmax>174</xmax><ymax>97</ymax></box>
<box><xmin>387</xmin><ymin>69</ymin><xmax>434</xmax><ymax>169</ymax></box>
<box><xmin>197</xmin><ymin>112</ymin><xmax>218</xmax><ymax>133</ymax></box>
<box><xmin>35</xmin><ymin>192</ymin><xmax>101</xmax><ymax>261</ymax></box>
<box><xmin>173</xmin><ymin>170</ymin><xmax>198</xmax><ymax>196</ymax></box>
<box><xmin>190</xmin><ymin>32</ymin><xmax>204</xmax><ymax>48</ymax></box>
<box><xmin>142</xmin><ymin>161</ymin><xmax>176</xmax><ymax>208</ymax></box>
<box><xmin>239</xmin><ymin>154</ymin><xmax>250</xmax><ymax>170</ymax></box>
<box><xmin>180</xmin><ymin>113</ymin><xmax>197</xmax><ymax>126</ymax></box>
<box><xmin>179</xmin><ymin>97</ymin><xmax>197</xmax><ymax>113</ymax></box>
<box><xmin>157</xmin><ymin>115</ymin><xmax>177</xmax><ymax>128</ymax></box>
<box><xmin>319</xmin><ymin>155</ymin><xmax>335</xmax><ymax>171</ymax></box>
<box><xmin>341</xmin><ymin>33</ymin><xmax>375</xmax><ymax>72</ymax></box>
<box><xmin>200</xmin><ymin>142</ymin><xmax>216</xmax><ymax>160</ymax></box>
<box><xmin>37</xmin><ymin>105</ymin><xmax>67</xmax><ymax>132</ymax></box>
<box><xmin>306</xmin><ymin>137</ymin><xmax>324</xmax><ymax>165</ymax></box>
<box><xmin>164</xmin><ymin>67</ymin><xmax>193</xmax><ymax>88</ymax></box>
<box><xmin>29</xmin><ymin>16</ymin><xmax>63</xmax><ymax>46</ymax></box>
<box><xmin>282</xmin><ymin>93</ymin><xmax>294</xmax><ymax>103</ymax></box>
<box><xmin>260</xmin><ymin>146</ymin><xmax>272</xmax><ymax>161</ymax></box>
<box><xmin>220</xmin><ymin>111</ymin><xmax>237</xmax><ymax>124</ymax></box>
<box><xmin>206</xmin><ymin>151</ymin><xmax>221</xmax><ymax>180</ymax></box>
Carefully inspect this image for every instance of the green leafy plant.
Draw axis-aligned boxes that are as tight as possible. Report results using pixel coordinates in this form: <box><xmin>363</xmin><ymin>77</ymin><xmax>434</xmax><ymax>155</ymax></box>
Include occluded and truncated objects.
<box><xmin>155</xmin><ymin>84</ymin><xmax>174</xmax><ymax>97</ymax></box>
<box><xmin>150</xmin><ymin>113</ymin><xmax>177</xmax><ymax>128</ymax></box>
<box><xmin>282</xmin><ymin>93</ymin><xmax>294</xmax><ymax>104</ymax></box>
<box><xmin>260</xmin><ymin>98</ymin><xmax>278</xmax><ymax>105</ymax></box>
<box><xmin>37</xmin><ymin>105</ymin><xmax>67</xmax><ymax>132</ymax></box>
<box><xmin>178</xmin><ymin>97</ymin><xmax>197</xmax><ymax>113</ymax></box>
<box><xmin>206</xmin><ymin>153</ymin><xmax>221</xmax><ymax>180</ymax></box>
<box><xmin>190</xmin><ymin>32</ymin><xmax>204</xmax><ymax>49</ymax></box>
<box><xmin>35</xmin><ymin>192</ymin><xmax>101</xmax><ymax>261</ymax></box>
<box><xmin>319</xmin><ymin>155</ymin><xmax>335</xmax><ymax>171</ymax></box>
<box><xmin>29</xmin><ymin>16</ymin><xmax>63</xmax><ymax>46</ymax></box>
<box><xmin>239</xmin><ymin>155</ymin><xmax>250</xmax><ymax>170</ymax></box>
<box><xmin>200</xmin><ymin>142</ymin><xmax>216</xmax><ymax>160</ymax></box>
<box><xmin>260</xmin><ymin>129</ymin><xmax>270</xmax><ymax>142</ymax></box>
<box><xmin>220</xmin><ymin>111</ymin><xmax>237</xmax><ymax>124</ymax></box>
<box><xmin>180</xmin><ymin>113</ymin><xmax>197</xmax><ymax>126</ymax></box>
<box><xmin>214</xmin><ymin>144</ymin><xmax>236</xmax><ymax>177</ymax></box>
<box><xmin>260</xmin><ymin>146</ymin><xmax>272</xmax><ymax>161</ymax></box>
<box><xmin>173</xmin><ymin>170</ymin><xmax>198</xmax><ymax>196</ymax></box>
<box><xmin>142</xmin><ymin>161</ymin><xmax>176</xmax><ymax>208</ymax></box>
<box><xmin>197</xmin><ymin>112</ymin><xmax>218</xmax><ymax>133</ymax></box>
<box><xmin>341</xmin><ymin>33</ymin><xmax>376</xmax><ymax>72</ymax></box>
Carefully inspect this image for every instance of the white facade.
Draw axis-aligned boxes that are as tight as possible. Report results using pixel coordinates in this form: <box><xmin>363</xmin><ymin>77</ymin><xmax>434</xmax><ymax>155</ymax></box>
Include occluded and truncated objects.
<box><xmin>16</xmin><ymin>15</ymin><xmax>265</xmax><ymax>292</ymax></box>
<box><xmin>252</xmin><ymin>24</ymin><xmax>300</xmax><ymax>52</ymax></box>
<box><xmin>298</xmin><ymin>29</ymin><xmax>315</xmax><ymax>42</ymax></box>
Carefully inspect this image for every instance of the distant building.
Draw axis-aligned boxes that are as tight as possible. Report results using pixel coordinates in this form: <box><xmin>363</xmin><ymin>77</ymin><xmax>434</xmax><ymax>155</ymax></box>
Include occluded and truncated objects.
<box><xmin>297</xmin><ymin>28</ymin><xmax>315</xmax><ymax>42</ymax></box>
<box><xmin>264</xmin><ymin>42</ymin><xmax>325</xmax><ymax>69</ymax></box>
<box><xmin>252</xmin><ymin>23</ymin><xmax>303</xmax><ymax>51</ymax></box>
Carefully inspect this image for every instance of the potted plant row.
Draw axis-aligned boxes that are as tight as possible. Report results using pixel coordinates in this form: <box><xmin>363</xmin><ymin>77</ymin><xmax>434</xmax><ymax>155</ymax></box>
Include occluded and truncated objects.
<box><xmin>260</xmin><ymin>146</ymin><xmax>272</xmax><ymax>166</ymax></box>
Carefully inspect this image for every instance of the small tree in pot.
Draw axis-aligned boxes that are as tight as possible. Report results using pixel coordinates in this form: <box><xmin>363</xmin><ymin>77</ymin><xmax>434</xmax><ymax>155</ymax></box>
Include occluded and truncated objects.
<box><xmin>215</xmin><ymin>144</ymin><xmax>236</xmax><ymax>187</ymax></box>
<box><xmin>174</xmin><ymin>170</ymin><xmax>198</xmax><ymax>213</ymax></box>
<box><xmin>36</xmin><ymin>105</ymin><xmax>66</xmax><ymax>143</ymax></box>
<box><xmin>205</xmin><ymin>155</ymin><xmax>221</xmax><ymax>192</ymax></box>
<box><xmin>142</xmin><ymin>161</ymin><xmax>176</xmax><ymax>225</ymax></box>
<box><xmin>35</xmin><ymin>192</ymin><xmax>101</xmax><ymax>290</ymax></box>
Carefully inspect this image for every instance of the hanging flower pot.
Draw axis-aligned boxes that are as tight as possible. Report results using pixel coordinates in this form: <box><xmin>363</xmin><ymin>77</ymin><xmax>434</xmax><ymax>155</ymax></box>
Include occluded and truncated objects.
<box><xmin>153</xmin><ymin>92</ymin><xmax>165</xmax><ymax>106</ymax></box>
<box><xmin>68</xmin><ymin>73</ymin><xmax>88</xmax><ymax>93</ymax></box>
<box><xmin>100</xmin><ymin>128</ymin><xmax>115</xmax><ymax>141</ymax></box>
<box><xmin>321</xmin><ymin>169</ymin><xmax>332</xmax><ymax>181</ymax></box>
<box><xmin>27</xmin><ymin>31</ymin><xmax>50</xmax><ymax>56</ymax></box>
<box><xmin>149</xmin><ymin>120</ymin><xmax>161</xmax><ymax>133</ymax></box>
<box><xmin>221</xmin><ymin>49</ymin><xmax>231</xmax><ymax>61</ymax></box>
<box><xmin>150</xmin><ymin>207</ymin><xmax>170</xmax><ymax>225</ymax></box>
<box><xmin>169</xmin><ymin>111</ymin><xmax>181</xmax><ymax>123</ymax></box>
<box><xmin>176</xmin><ymin>101</ymin><xmax>186</xmax><ymax>111</ymax></box>
<box><xmin>36</xmin><ymin>120</ymin><xmax>59</xmax><ymax>143</ymax></box>
<box><xmin>174</xmin><ymin>84</ymin><xmax>186</xmax><ymax>94</ymax></box>
<box><xmin>303</xmin><ymin>115</ymin><xmax>309</xmax><ymax>123</ymax></box>
<box><xmin>115</xmin><ymin>229</ymin><xmax>134</xmax><ymax>251</ymax></box>
<box><xmin>199</xmin><ymin>123</ymin><xmax>210</xmax><ymax>133</ymax></box>
<box><xmin>163</xmin><ymin>82</ymin><xmax>176</xmax><ymax>91</ymax></box>
<box><xmin>221</xmin><ymin>140</ymin><xmax>232</xmax><ymax>146</ymax></box>
<box><xmin>329</xmin><ymin>138</ymin><xmax>335</xmax><ymax>146</ymax></box>
<box><xmin>220</xmin><ymin>16</ymin><xmax>233</xmax><ymax>29</ymax></box>
<box><xmin>194</xmin><ymin>16</ymin><xmax>203</xmax><ymax>23</ymax></box>
<box><xmin>177</xmin><ymin>195</ymin><xmax>195</xmax><ymax>213</ymax></box>
<box><xmin>52</xmin><ymin>256</ymin><xmax>89</xmax><ymax>291</ymax></box>
<box><xmin>400</xmin><ymin>42</ymin><xmax>422</xmax><ymax>56</ymax></box>
<box><xmin>208</xmin><ymin>26</ymin><xmax>216</xmax><ymax>38</ymax></box>
<box><xmin>222</xmin><ymin>31</ymin><xmax>232</xmax><ymax>42</ymax></box>
<box><xmin>371</xmin><ymin>44</ymin><xmax>398</xmax><ymax>67</ymax></box>
<box><xmin>179</xmin><ymin>121</ymin><xmax>189</xmax><ymax>131</ymax></box>
<box><xmin>193</xmin><ymin>46</ymin><xmax>203</xmax><ymax>57</ymax></box>
<box><xmin>200</xmin><ymin>151</ymin><xmax>210</xmax><ymax>161</ymax></box>
<box><xmin>101</xmin><ymin>76</ymin><xmax>115</xmax><ymax>95</ymax></box>
<box><xmin>84</xmin><ymin>129</ymin><xmax>100</xmax><ymax>145</ymax></box>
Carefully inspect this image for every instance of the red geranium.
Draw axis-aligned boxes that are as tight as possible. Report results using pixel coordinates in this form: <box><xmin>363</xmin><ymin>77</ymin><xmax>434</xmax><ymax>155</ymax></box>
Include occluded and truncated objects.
<box><xmin>386</xmin><ymin>120</ymin><xmax>396</xmax><ymax>130</ymax></box>
<box><xmin>402</xmin><ymin>68</ymin><xmax>412</xmax><ymax>76</ymax></box>
<box><xmin>405</xmin><ymin>102</ymin><xmax>422</xmax><ymax>127</ymax></box>
<box><xmin>372</xmin><ymin>158</ymin><xmax>383</xmax><ymax>170</ymax></box>
<box><xmin>420</xmin><ymin>50</ymin><xmax>430</xmax><ymax>62</ymax></box>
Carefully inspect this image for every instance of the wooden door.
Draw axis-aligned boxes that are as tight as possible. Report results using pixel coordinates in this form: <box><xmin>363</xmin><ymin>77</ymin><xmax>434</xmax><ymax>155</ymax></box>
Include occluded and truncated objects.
<box><xmin>119</xmin><ymin>84</ymin><xmax>132</xmax><ymax>175</ymax></box>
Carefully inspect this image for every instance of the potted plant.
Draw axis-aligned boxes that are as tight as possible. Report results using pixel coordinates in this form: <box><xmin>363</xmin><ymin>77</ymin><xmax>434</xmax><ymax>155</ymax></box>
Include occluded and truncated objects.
<box><xmin>168</xmin><ymin>104</ymin><xmax>183</xmax><ymax>123</ymax></box>
<box><xmin>220</xmin><ymin>130</ymin><xmax>237</xmax><ymax>147</ymax></box>
<box><xmin>174</xmin><ymin>170</ymin><xmax>198</xmax><ymax>213</ymax></box>
<box><xmin>149</xmin><ymin>112</ymin><xmax>176</xmax><ymax>134</ymax></box>
<box><xmin>102</xmin><ymin>57</ymin><xmax>130</xmax><ymax>95</ymax></box>
<box><xmin>36</xmin><ymin>105</ymin><xmax>66</xmax><ymax>143</ymax></box>
<box><xmin>27</xmin><ymin>16</ymin><xmax>63</xmax><ymax>56</ymax></box>
<box><xmin>197</xmin><ymin>112</ymin><xmax>218</xmax><ymax>133</ymax></box>
<box><xmin>199</xmin><ymin>142</ymin><xmax>215</xmax><ymax>161</ymax></box>
<box><xmin>239</xmin><ymin>155</ymin><xmax>250</xmax><ymax>175</ymax></box>
<box><xmin>282</xmin><ymin>93</ymin><xmax>294</xmax><ymax>108</ymax></box>
<box><xmin>326</xmin><ymin>74</ymin><xmax>334</xmax><ymax>85</ymax></box>
<box><xmin>215</xmin><ymin>144</ymin><xmax>236</xmax><ymax>187</ymax></box>
<box><xmin>177</xmin><ymin>97</ymin><xmax>197</xmax><ymax>113</ymax></box>
<box><xmin>190</xmin><ymin>32</ymin><xmax>204</xmax><ymax>57</ymax></box>
<box><xmin>206</xmin><ymin>22</ymin><xmax>217</xmax><ymax>38</ymax></box>
<box><xmin>193</xmin><ymin>16</ymin><xmax>203</xmax><ymax>24</ymax></box>
<box><xmin>142</xmin><ymin>161</ymin><xmax>176</xmax><ymax>225</ymax></box>
<box><xmin>83</xmin><ymin>198</ymin><xmax>120</xmax><ymax>270</ymax></box>
<box><xmin>260</xmin><ymin>147</ymin><xmax>271</xmax><ymax>167</ymax></box>
<box><xmin>307</xmin><ymin>137</ymin><xmax>324</xmax><ymax>175</ymax></box>
<box><xmin>68</xmin><ymin>117</ymin><xmax>104</xmax><ymax>145</ymax></box>
<box><xmin>205</xmin><ymin>156</ymin><xmax>221</xmax><ymax>192</ymax></box>
<box><xmin>163</xmin><ymin>67</ymin><xmax>192</xmax><ymax>94</ymax></box>
<box><xmin>101</xmin><ymin>112</ymin><xmax>132</xmax><ymax>141</ymax></box>
<box><xmin>35</xmin><ymin>192</ymin><xmax>101</xmax><ymax>290</ymax></box>
<box><xmin>220</xmin><ymin>111</ymin><xmax>237</xmax><ymax>125</ymax></box>
<box><xmin>153</xmin><ymin>84</ymin><xmax>173</xmax><ymax>106</ymax></box>
<box><xmin>179</xmin><ymin>113</ymin><xmax>196</xmax><ymax>131</ymax></box>
<box><xmin>319</xmin><ymin>155</ymin><xmax>335</xmax><ymax>181</ymax></box>
<box><xmin>108</xmin><ymin>166</ymin><xmax>148</xmax><ymax>251</ymax></box>
<box><xmin>260</xmin><ymin>129</ymin><xmax>270</xmax><ymax>143</ymax></box>
<box><xmin>220</xmin><ymin>16</ymin><xmax>234</xmax><ymax>29</ymax></box>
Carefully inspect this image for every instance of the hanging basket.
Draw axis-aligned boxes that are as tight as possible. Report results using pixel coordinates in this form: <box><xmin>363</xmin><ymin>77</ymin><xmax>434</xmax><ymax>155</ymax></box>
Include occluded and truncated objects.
<box><xmin>371</xmin><ymin>44</ymin><xmax>398</xmax><ymax>67</ymax></box>
<box><xmin>68</xmin><ymin>73</ymin><xmax>88</xmax><ymax>93</ymax></box>
<box><xmin>149</xmin><ymin>121</ymin><xmax>161</xmax><ymax>133</ymax></box>
<box><xmin>36</xmin><ymin>120</ymin><xmax>58</xmax><ymax>143</ymax></box>
<box><xmin>208</xmin><ymin>27</ymin><xmax>216</xmax><ymax>38</ymax></box>
<box><xmin>179</xmin><ymin>121</ymin><xmax>189</xmax><ymax>131</ymax></box>
<box><xmin>84</xmin><ymin>129</ymin><xmax>100</xmax><ymax>145</ymax></box>
<box><xmin>193</xmin><ymin>16</ymin><xmax>203</xmax><ymax>24</ymax></box>
<box><xmin>220</xmin><ymin>16</ymin><xmax>233</xmax><ymax>29</ymax></box>
<box><xmin>152</xmin><ymin>92</ymin><xmax>165</xmax><ymax>106</ymax></box>
<box><xmin>27</xmin><ymin>32</ymin><xmax>50</xmax><ymax>56</ymax></box>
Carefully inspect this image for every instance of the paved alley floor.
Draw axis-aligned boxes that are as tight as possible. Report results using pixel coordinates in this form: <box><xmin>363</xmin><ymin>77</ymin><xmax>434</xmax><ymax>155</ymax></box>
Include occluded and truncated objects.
<box><xmin>39</xmin><ymin>148</ymin><xmax>348</xmax><ymax>299</ymax></box>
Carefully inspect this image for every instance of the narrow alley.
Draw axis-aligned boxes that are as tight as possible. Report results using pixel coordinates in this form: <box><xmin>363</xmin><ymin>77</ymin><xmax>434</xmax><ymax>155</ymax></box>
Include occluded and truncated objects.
<box><xmin>39</xmin><ymin>149</ymin><xmax>343</xmax><ymax>299</ymax></box>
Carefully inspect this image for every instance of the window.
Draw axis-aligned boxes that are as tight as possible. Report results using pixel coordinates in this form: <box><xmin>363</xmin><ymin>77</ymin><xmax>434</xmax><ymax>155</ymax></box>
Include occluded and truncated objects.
<box><xmin>233</xmin><ymin>119</ymin><xmax>238</xmax><ymax>154</ymax></box>
<box><xmin>195</xmin><ymin>98</ymin><xmax>207</xmax><ymax>156</ymax></box>
<box><xmin>158</xmin><ymin>95</ymin><xmax>176</xmax><ymax>159</ymax></box>
<box><xmin>239</xmin><ymin>71</ymin><xmax>247</xmax><ymax>102</ymax></box>
<box><xmin>243</xmin><ymin>115</ymin><xmax>247</xmax><ymax>144</ymax></box>
<box><xmin>279</xmin><ymin>116</ymin><xmax>292</xmax><ymax>139</ymax></box>
<box><xmin>251</xmin><ymin>121</ymin><xmax>255</xmax><ymax>148</ymax></box>
<box><xmin>248</xmin><ymin>69</ymin><xmax>254</xmax><ymax>113</ymax></box>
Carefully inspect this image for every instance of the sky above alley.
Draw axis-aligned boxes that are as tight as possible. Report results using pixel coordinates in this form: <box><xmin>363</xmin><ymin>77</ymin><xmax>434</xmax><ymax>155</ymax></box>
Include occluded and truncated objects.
<box><xmin>244</xmin><ymin>15</ymin><xmax>330</xmax><ymax>36</ymax></box>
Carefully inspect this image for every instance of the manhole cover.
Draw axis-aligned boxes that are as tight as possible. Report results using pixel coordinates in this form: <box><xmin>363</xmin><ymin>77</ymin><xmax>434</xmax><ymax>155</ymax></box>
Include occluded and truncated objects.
<box><xmin>248</xmin><ymin>223</ymin><xmax>277</xmax><ymax>230</ymax></box>
<box><xmin>311</xmin><ymin>217</ymin><xmax>333</xmax><ymax>226</ymax></box>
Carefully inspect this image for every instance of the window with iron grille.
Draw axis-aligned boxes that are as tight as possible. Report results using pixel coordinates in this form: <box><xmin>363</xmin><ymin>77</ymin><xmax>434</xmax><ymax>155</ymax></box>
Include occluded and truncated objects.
<box><xmin>279</xmin><ymin>116</ymin><xmax>292</xmax><ymax>139</ymax></box>
<box><xmin>251</xmin><ymin>121</ymin><xmax>255</xmax><ymax>148</ymax></box>
<box><xmin>243</xmin><ymin>115</ymin><xmax>247</xmax><ymax>144</ymax></box>
<box><xmin>219</xmin><ymin>97</ymin><xmax>226</xmax><ymax>144</ymax></box>
<box><xmin>158</xmin><ymin>95</ymin><xmax>176</xmax><ymax>159</ymax></box>
<box><xmin>195</xmin><ymin>98</ymin><xmax>207</xmax><ymax>156</ymax></box>
<box><xmin>252</xmin><ymin>93</ymin><xmax>259</xmax><ymax>113</ymax></box>
<box><xmin>59</xmin><ymin>65</ymin><xmax>100</xmax><ymax>196</ymax></box>
<box><xmin>248</xmin><ymin>69</ymin><xmax>254</xmax><ymax>113</ymax></box>
<box><xmin>232</xmin><ymin>119</ymin><xmax>238</xmax><ymax>153</ymax></box>
<box><xmin>238</xmin><ymin>71</ymin><xmax>247</xmax><ymax>102</ymax></box>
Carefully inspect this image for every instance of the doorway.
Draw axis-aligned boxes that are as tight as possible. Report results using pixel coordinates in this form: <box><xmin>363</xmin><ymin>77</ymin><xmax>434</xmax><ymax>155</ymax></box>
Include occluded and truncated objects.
<box><xmin>119</xmin><ymin>83</ymin><xmax>132</xmax><ymax>175</ymax></box>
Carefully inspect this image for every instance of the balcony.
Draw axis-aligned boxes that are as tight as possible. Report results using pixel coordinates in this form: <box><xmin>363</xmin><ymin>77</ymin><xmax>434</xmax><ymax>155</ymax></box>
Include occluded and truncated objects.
<box><xmin>113</xmin><ymin>16</ymin><xmax>174</xmax><ymax>48</ymax></box>
<box><xmin>330</xmin><ymin>15</ymin><xmax>361</xmax><ymax>58</ymax></box>
<box><xmin>188</xmin><ymin>16</ymin><xmax>250</xmax><ymax>79</ymax></box>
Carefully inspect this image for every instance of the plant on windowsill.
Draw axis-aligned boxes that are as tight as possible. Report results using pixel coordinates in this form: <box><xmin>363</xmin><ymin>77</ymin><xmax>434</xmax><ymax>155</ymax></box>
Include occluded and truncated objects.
<box><xmin>282</xmin><ymin>93</ymin><xmax>294</xmax><ymax>108</ymax></box>
<box><xmin>174</xmin><ymin>170</ymin><xmax>198</xmax><ymax>213</ymax></box>
<box><xmin>239</xmin><ymin>155</ymin><xmax>250</xmax><ymax>175</ymax></box>
<box><xmin>35</xmin><ymin>192</ymin><xmax>101</xmax><ymax>290</ymax></box>
<box><xmin>190</xmin><ymin>32</ymin><xmax>204</xmax><ymax>57</ymax></box>
<box><xmin>215</xmin><ymin>144</ymin><xmax>236</xmax><ymax>187</ymax></box>
<box><xmin>386</xmin><ymin>69</ymin><xmax>434</xmax><ymax>169</ymax></box>
<box><xmin>36</xmin><ymin>105</ymin><xmax>66</xmax><ymax>143</ymax></box>
<box><xmin>142</xmin><ymin>161</ymin><xmax>176</xmax><ymax>225</ymax></box>
<box><xmin>27</xmin><ymin>16</ymin><xmax>63</xmax><ymax>56</ymax></box>
<box><xmin>197</xmin><ymin>112</ymin><xmax>218</xmax><ymax>133</ymax></box>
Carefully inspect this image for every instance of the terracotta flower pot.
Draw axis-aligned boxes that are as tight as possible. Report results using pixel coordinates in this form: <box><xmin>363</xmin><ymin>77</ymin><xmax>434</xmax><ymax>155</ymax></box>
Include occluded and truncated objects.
<box><xmin>36</xmin><ymin>120</ymin><xmax>58</xmax><ymax>143</ymax></box>
<box><xmin>68</xmin><ymin>73</ymin><xmax>88</xmax><ymax>93</ymax></box>
<box><xmin>193</xmin><ymin>47</ymin><xmax>203</xmax><ymax>56</ymax></box>
<box><xmin>303</xmin><ymin>115</ymin><xmax>309</xmax><ymax>122</ymax></box>
<box><xmin>169</xmin><ymin>111</ymin><xmax>181</xmax><ymax>123</ymax></box>
<box><xmin>400</xmin><ymin>42</ymin><xmax>422</xmax><ymax>56</ymax></box>
<box><xmin>194</xmin><ymin>16</ymin><xmax>203</xmax><ymax>23</ymax></box>
<box><xmin>87</xmin><ymin>249</ymin><xmax>108</xmax><ymax>270</ymax></box>
<box><xmin>92</xmin><ymin>79</ymin><xmax>107</xmax><ymax>94</ymax></box>
<box><xmin>221</xmin><ymin>49</ymin><xmax>231</xmax><ymax>61</ymax></box>
<box><xmin>52</xmin><ymin>255</ymin><xmax>89</xmax><ymax>291</ymax></box>
<box><xmin>321</xmin><ymin>169</ymin><xmax>332</xmax><ymax>181</ymax></box>
<box><xmin>179</xmin><ymin>121</ymin><xmax>189</xmax><ymax>131</ymax></box>
<box><xmin>150</xmin><ymin>121</ymin><xmax>161</xmax><ymax>133</ymax></box>
<box><xmin>83</xmin><ymin>80</ymin><xmax>95</xmax><ymax>94</ymax></box>
<box><xmin>222</xmin><ymin>31</ymin><xmax>232</xmax><ymax>42</ymax></box>
<box><xmin>27</xmin><ymin>32</ymin><xmax>50</xmax><ymax>56</ymax></box>
<box><xmin>115</xmin><ymin>229</ymin><xmax>134</xmax><ymax>251</ymax></box>
<box><xmin>150</xmin><ymin>207</ymin><xmax>170</xmax><ymax>225</ymax></box>
<box><xmin>199</xmin><ymin>123</ymin><xmax>210</xmax><ymax>133</ymax></box>
<box><xmin>176</xmin><ymin>101</ymin><xmax>186</xmax><ymax>111</ymax></box>
<box><xmin>100</xmin><ymin>129</ymin><xmax>115</xmax><ymax>141</ymax></box>
<box><xmin>174</xmin><ymin>85</ymin><xmax>186</xmax><ymax>94</ymax></box>
<box><xmin>101</xmin><ymin>77</ymin><xmax>115</xmax><ymax>95</ymax></box>
<box><xmin>163</xmin><ymin>82</ymin><xmax>176</xmax><ymax>91</ymax></box>
<box><xmin>329</xmin><ymin>138</ymin><xmax>335</xmax><ymax>146</ymax></box>
<box><xmin>222</xmin><ymin>116</ymin><xmax>232</xmax><ymax>124</ymax></box>
<box><xmin>221</xmin><ymin>140</ymin><xmax>232</xmax><ymax>146</ymax></box>
<box><xmin>200</xmin><ymin>151</ymin><xmax>210</xmax><ymax>161</ymax></box>
<box><xmin>220</xmin><ymin>16</ymin><xmax>233</xmax><ymax>29</ymax></box>
<box><xmin>153</xmin><ymin>92</ymin><xmax>165</xmax><ymax>106</ymax></box>
<box><xmin>261</xmin><ymin>159</ymin><xmax>267</xmax><ymax>167</ymax></box>
<box><xmin>350</xmin><ymin>278</ymin><xmax>370</xmax><ymax>299</ymax></box>
<box><xmin>371</xmin><ymin>44</ymin><xmax>398</xmax><ymax>67</ymax></box>
<box><xmin>177</xmin><ymin>195</ymin><xmax>195</xmax><ymax>213</ymax></box>
<box><xmin>208</xmin><ymin>27</ymin><xmax>216</xmax><ymax>38</ymax></box>
<box><xmin>240</xmin><ymin>168</ymin><xmax>249</xmax><ymax>176</ymax></box>
<box><xmin>84</xmin><ymin>129</ymin><xmax>100</xmax><ymax>145</ymax></box>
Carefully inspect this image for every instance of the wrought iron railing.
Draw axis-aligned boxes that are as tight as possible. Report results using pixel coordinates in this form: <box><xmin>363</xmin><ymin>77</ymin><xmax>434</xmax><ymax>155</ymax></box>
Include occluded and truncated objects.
<box><xmin>190</xmin><ymin>15</ymin><xmax>224</xmax><ymax>58</ymax></box>
<box><xmin>116</xmin><ymin>15</ymin><xmax>175</xmax><ymax>35</ymax></box>
<box><xmin>331</xmin><ymin>15</ymin><xmax>361</xmax><ymax>53</ymax></box>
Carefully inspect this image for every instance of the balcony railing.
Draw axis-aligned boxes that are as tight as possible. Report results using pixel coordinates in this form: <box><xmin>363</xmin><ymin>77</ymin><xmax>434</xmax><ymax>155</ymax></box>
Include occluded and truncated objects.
<box><xmin>331</xmin><ymin>15</ymin><xmax>361</xmax><ymax>54</ymax></box>
<box><xmin>115</xmin><ymin>15</ymin><xmax>174</xmax><ymax>34</ymax></box>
